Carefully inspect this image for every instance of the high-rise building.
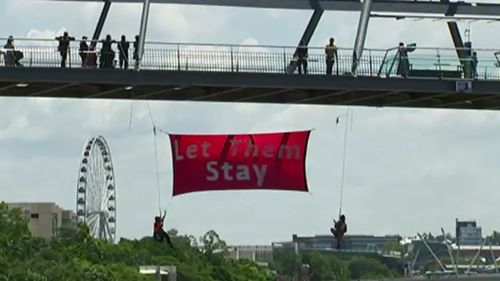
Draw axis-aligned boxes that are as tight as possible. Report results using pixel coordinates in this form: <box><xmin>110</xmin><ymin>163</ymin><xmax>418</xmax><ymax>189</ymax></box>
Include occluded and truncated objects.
<box><xmin>456</xmin><ymin>219</ymin><xmax>482</xmax><ymax>246</ymax></box>
<box><xmin>7</xmin><ymin>202</ymin><xmax>76</xmax><ymax>239</ymax></box>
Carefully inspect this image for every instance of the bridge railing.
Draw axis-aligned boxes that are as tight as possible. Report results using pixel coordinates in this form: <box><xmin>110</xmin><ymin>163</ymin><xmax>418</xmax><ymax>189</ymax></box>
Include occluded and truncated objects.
<box><xmin>1</xmin><ymin>38</ymin><xmax>500</xmax><ymax>80</ymax></box>
<box><xmin>378</xmin><ymin>46</ymin><xmax>500</xmax><ymax>80</ymax></box>
<box><xmin>141</xmin><ymin>42</ymin><xmax>387</xmax><ymax>76</ymax></box>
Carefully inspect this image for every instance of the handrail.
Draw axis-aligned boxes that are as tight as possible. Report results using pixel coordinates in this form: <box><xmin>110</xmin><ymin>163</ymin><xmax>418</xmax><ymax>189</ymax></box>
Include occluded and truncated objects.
<box><xmin>3</xmin><ymin>37</ymin><xmax>500</xmax><ymax>53</ymax></box>
<box><xmin>1</xmin><ymin>37</ymin><xmax>499</xmax><ymax>80</ymax></box>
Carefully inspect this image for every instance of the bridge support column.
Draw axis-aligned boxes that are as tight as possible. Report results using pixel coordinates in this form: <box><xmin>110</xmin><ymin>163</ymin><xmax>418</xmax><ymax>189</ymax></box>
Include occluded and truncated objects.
<box><xmin>351</xmin><ymin>0</ymin><xmax>373</xmax><ymax>75</ymax></box>
<box><xmin>447</xmin><ymin>22</ymin><xmax>467</xmax><ymax>60</ymax></box>
<box><xmin>286</xmin><ymin>8</ymin><xmax>324</xmax><ymax>74</ymax></box>
<box><xmin>91</xmin><ymin>0</ymin><xmax>112</xmax><ymax>48</ymax></box>
<box><xmin>136</xmin><ymin>0</ymin><xmax>152</xmax><ymax>70</ymax></box>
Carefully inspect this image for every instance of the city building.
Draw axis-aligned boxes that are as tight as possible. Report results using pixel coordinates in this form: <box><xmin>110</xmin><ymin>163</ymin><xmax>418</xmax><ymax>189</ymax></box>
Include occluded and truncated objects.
<box><xmin>226</xmin><ymin>245</ymin><xmax>273</xmax><ymax>266</ymax></box>
<box><xmin>273</xmin><ymin>234</ymin><xmax>401</xmax><ymax>253</ymax></box>
<box><xmin>6</xmin><ymin>202</ymin><xmax>76</xmax><ymax>239</ymax></box>
<box><xmin>456</xmin><ymin>219</ymin><xmax>482</xmax><ymax>246</ymax></box>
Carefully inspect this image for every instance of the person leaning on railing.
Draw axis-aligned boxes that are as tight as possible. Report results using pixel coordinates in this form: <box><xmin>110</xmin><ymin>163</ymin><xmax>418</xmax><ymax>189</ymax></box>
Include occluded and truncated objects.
<box><xmin>3</xmin><ymin>36</ymin><xmax>23</xmax><ymax>67</ymax></box>
<box><xmin>55</xmin><ymin>31</ymin><xmax>76</xmax><ymax>68</ymax></box>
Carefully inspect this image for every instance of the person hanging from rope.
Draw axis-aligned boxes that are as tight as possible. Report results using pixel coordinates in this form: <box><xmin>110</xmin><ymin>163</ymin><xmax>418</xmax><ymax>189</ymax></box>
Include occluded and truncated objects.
<box><xmin>153</xmin><ymin>210</ymin><xmax>174</xmax><ymax>248</ymax></box>
<box><xmin>330</xmin><ymin>214</ymin><xmax>347</xmax><ymax>250</ymax></box>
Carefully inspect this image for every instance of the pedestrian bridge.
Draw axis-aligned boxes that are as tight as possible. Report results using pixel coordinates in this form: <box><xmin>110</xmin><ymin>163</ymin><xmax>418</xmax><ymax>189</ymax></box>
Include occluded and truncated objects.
<box><xmin>2</xmin><ymin>38</ymin><xmax>500</xmax><ymax>111</ymax></box>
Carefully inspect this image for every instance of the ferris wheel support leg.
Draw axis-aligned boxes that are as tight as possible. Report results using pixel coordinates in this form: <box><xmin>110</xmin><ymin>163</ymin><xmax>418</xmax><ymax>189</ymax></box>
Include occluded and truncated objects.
<box><xmin>351</xmin><ymin>0</ymin><xmax>373</xmax><ymax>75</ymax></box>
<box><xmin>136</xmin><ymin>0</ymin><xmax>151</xmax><ymax>71</ymax></box>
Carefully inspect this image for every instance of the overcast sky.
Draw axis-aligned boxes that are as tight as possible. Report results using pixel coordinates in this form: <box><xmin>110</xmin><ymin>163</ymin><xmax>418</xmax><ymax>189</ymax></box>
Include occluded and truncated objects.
<box><xmin>1</xmin><ymin>0</ymin><xmax>500</xmax><ymax>245</ymax></box>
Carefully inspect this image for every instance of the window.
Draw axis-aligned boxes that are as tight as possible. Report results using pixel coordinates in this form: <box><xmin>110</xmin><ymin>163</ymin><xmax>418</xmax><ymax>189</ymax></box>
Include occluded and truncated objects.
<box><xmin>30</xmin><ymin>213</ymin><xmax>39</xmax><ymax>219</ymax></box>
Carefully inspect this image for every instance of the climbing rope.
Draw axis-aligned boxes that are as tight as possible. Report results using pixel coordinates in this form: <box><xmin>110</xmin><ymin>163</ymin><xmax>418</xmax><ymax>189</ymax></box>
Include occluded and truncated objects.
<box><xmin>146</xmin><ymin>101</ymin><xmax>163</xmax><ymax>215</ymax></box>
<box><xmin>337</xmin><ymin>107</ymin><xmax>352</xmax><ymax>217</ymax></box>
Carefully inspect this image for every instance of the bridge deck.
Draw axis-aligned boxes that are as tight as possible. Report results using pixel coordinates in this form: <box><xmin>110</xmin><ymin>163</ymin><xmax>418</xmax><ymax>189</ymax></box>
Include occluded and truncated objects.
<box><xmin>2</xmin><ymin>67</ymin><xmax>500</xmax><ymax>111</ymax></box>
<box><xmin>2</xmin><ymin>40</ymin><xmax>500</xmax><ymax>110</ymax></box>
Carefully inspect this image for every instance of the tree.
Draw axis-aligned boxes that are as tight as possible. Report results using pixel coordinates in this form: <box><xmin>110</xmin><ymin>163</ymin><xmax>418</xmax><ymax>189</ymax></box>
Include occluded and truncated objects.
<box><xmin>272</xmin><ymin>250</ymin><xmax>301</xmax><ymax>277</ymax></box>
<box><xmin>348</xmin><ymin>257</ymin><xmax>392</xmax><ymax>279</ymax></box>
<box><xmin>486</xmin><ymin>231</ymin><xmax>500</xmax><ymax>245</ymax></box>
<box><xmin>200</xmin><ymin>230</ymin><xmax>227</xmax><ymax>264</ymax></box>
<box><xmin>0</xmin><ymin>202</ymin><xmax>271</xmax><ymax>281</ymax></box>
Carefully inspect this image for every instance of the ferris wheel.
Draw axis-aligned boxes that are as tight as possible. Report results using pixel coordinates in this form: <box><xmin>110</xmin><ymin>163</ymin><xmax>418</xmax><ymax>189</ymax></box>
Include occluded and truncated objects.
<box><xmin>76</xmin><ymin>136</ymin><xmax>117</xmax><ymax>243</ymax></box>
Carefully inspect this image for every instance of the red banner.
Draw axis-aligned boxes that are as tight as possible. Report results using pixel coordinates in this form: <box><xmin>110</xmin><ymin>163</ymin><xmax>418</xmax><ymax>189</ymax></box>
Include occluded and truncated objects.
<box><xmin>169</xmin><ymin>131</ymin><xmax>310</xmax><ymax>196</ymax></box>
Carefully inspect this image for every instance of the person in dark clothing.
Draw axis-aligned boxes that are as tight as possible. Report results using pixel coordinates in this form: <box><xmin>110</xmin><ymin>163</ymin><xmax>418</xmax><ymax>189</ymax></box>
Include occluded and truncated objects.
<box><xmin>397</xmin><ymin>42</ymin><xmax>409</xmax><ymax>78</ymax></box>
<box><xmin>325</xmin><ymin>37</ymin><xmax>338</xmax><ymax>75</ymax></box>
<box><xmin>153</xmin><ymin>211</ymin><xmax>174</xmax><ymax>249</ymax></box>
<box><xmin>85</xmin><ymin>46</ymin><xmax>98</xmax><ymax>68</ymax></box>
<box><xmin>472</xmin><ymin>51</ymin><xmax>478</xmax><ymax>79</ymax></box>
<box><xmin>55</xmin><ymin>32</ymin><xmax>75</xmax><ymax>68</ymax></box>
<box><xmin>297</xmin><ymin>39</ymin><xmax>308</xmax><ymax>75</ymax></box>
<box><xmin>330</xmin><ymin>214</ymin><xmax>347</xmax><ymax>250</ymax></box>
<box><xmin>3</xmin><ymin>36</ymin><xmax>16</xmax><ymax>67</ymax></box>
<box><xmin>79</xmin><ymin>36</ymin><xmax>89</xmax><ymax>68</ymax></box>
<box><xmin>117</xmin><ymin>35</ymin><xmax>130</xmax><ymax>69</ymax></box>
<box><xmin>133</xmin><ymin>35</ymin><xmax>140</xmax><ymax>66</ymax></box>
<box><xmin>100</xmin><ymin>35</ymin><xmax>115</xmax><ymax>69</ymax></box>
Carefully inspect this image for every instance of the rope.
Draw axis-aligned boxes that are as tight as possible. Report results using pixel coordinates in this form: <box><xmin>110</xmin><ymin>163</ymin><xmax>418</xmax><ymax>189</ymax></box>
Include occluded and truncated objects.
<box><xmin>338</xmin><ymin>107</ymin><xmax>350</xmax><ymax>217</ymax></box>
<box><xmin>146</xmin><ymin>101</ymin><xmax>163</xmax><ymax>215</ymax></box>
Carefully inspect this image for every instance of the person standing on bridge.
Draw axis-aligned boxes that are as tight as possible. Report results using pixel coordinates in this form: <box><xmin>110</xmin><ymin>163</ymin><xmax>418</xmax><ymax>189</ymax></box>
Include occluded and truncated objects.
<box><xmin>55</xmin><ymin>31</ymin><xmax>75</xmax><ymax>68</ymax></box>
<box><xmin>117</xmin><ymin>35</ymin><xmax>130</xmax><ymax>70</ymax></box>
<box><xmin>3</xmin><ymin>36</ymin><xmax>16</xmax><ymax>67</ymax></box>
<box><xmin>100</xmin><ymin>34</ymin><xmax>115</xmax><ymax>69</ymax></box>
<box><xmin>325</xmin><ymin>37</ymin><xmax>338</xmax><ymax>75</ymax></box>
<box><xmin>79</xmin><ymin>36</ymin><xmax>89</xmax><ymax>68</ymax></box>
<box><xmin>297</xmin><ymin>39</ymin><xmax>308</xmax><ymax>75</ymax></box>
<box><xmin>397</xmin><ymin>42</ymin><xmax>410</xmax><ymax>78</ymax></box>
<box><xmin>133</xmin><ymin>35</ymin><xmax>140</xmax><ymax>66</ymax></box>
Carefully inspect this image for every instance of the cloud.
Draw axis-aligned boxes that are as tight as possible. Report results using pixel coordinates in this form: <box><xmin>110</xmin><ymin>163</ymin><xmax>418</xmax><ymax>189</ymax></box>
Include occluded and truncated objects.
<box><xmin>1</xmin><ymin>0</ymin><xmax>500</xmax><ymax>245</ymax></box>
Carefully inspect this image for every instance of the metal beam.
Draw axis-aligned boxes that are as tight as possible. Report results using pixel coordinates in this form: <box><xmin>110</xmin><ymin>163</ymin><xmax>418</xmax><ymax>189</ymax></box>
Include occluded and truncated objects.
<box><xmin>338</xmin><ymin>90</ymin><xmax>393</xmax><ymax>105</ymax></box>
<box><xmin>352</xmin><ymin>0</ymin><xmax>373</xmax><ymax>74</ymax></box>
<box><xmin>370</xmin><ymin>13</ymin><xmax>500</xmax><ymax>22</ymax></box>
<box><xmin>286</xmin><ymin>9</ymin><xmax>323</xmax><ymax>74</ymax></box>
<box><xmin>45</xmin><ymin>0</ymin><xmax>500</xmax><ymax>17</ymax></box>
<box><xmin>235</xmin><ymin>88</ymin><xmax>294</xmax><ymax>102</ymax></box>
<box><xmin>295</xmin><ymin>89</ymin><xmax>351</xmax><ymax>103</ymax></box>
<box><xmin>87</xmin><ymin>86</ymin><xmax>127</xmax><ymax>98</ymax></box>
<box><xmin>190</xmin><ymin>87</ymin><xmax>245</xmax><ymax>100</ymax></box>
<box><xmin>91</xmin><ymin>0</ymin><xmax>112</xmax><ymax>48</ymax></box>
<box><xmin>135</xmin><ymin>87</ymin><xmax>180</xmax><ymax>99</ymax></box>
<box><xmin>447</xmin><ymin>22</ymin><xmax>467</xmax><ymax>62</ymax></box>
<box><xmin>385</xmin><ymin>92</ymin><xmax>453</xmax><ymax>107</ymax></box>
<box><xmin>28</xmin><ymin>83</ymin><xmax>77</xmax><ymax>96</ymax></box>
<box><xmin>439</xmin><ymin>95</ymin><xmax>497</xmax><ymax>108</ymax></box>
<box><xmin>136</xmin><ymin>0</ymin><xmax>152</xmax><ymax>70</ymax></box>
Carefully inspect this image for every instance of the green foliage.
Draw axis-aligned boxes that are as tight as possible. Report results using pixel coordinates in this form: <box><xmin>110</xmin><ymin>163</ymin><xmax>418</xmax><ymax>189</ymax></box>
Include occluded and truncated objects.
<box><xmin>486</xmin><ymin>231</ymin><xmax>500</xmax><ymax>245</ymax></box>
<box><xmin>272</xmin><ymin>249</ymin><xmax>399</xmax><ymax>281</ymax></box>
<box><xmin>0</xmin><ymin>202</ymin><xmax>271</xmax><ymax>281</ymax></box>
<box><xmin>348</xmin><ymin>257</ymin><xmax>392</xmax><ymax>279</ymax></box>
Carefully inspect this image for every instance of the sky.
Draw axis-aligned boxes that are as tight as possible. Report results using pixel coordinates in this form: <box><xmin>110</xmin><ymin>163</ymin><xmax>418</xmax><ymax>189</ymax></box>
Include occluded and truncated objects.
<box><xmin>1</xmin><ymin>0</ymin><xmax>500</xmax><ymax>245</ymax></box>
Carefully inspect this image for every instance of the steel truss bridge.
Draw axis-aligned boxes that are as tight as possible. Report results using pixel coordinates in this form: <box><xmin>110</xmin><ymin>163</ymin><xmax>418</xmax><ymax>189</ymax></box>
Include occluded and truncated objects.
<box><xmin>2</xmin><ymin>0</ymin><xmax>500</xmax><ymax>110</ymax></box>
